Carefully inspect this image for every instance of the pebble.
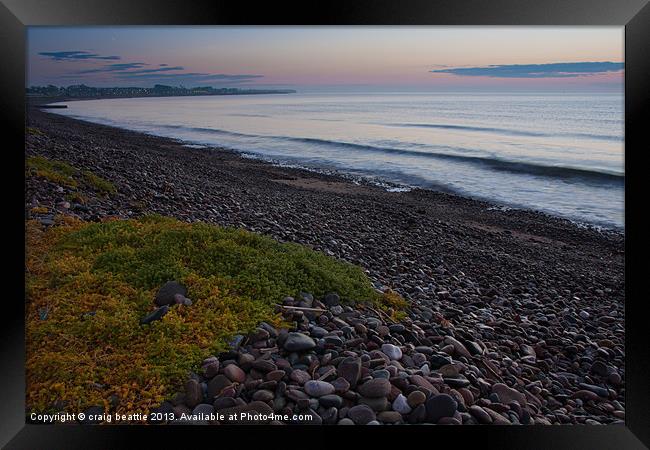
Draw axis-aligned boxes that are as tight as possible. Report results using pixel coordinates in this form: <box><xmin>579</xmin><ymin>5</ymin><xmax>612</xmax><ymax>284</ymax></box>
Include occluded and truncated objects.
<box><xmin>154</xmin><ymin>281</ymin><xmax>188</xmax><ymax>307</ymax></box>
<box><xmin>357</xmin><ymin>378</ymin><xmax>391</xmax><ymax>398</ymax></box>
<box><xmin>223</xmin><ymin>364</ymin><xmax>246</xmax><ymax>383</ymax></box>
<box><xmin>184</xmin><ymin>379</ymin><xmax>203</xmax><ymax>408</ymax></box>
<box><xmin>407</xmin><ymin>391</ymin><xmax>427</xmax><ymax>408</ymax></box>
<box><xmin>425</xmin><ymin>394</ymin><xmax>458</xmax><ymax>423</ymax></box>
<box><xmin>284</xmin><ymin>332</ymin><xmax>316</xmax><ymax>352</ymax></box>
<box><xmin>347</xmin><ymin>404</ymin><xmax>377</xmax><ymax>425</ymax></box>
<box><xmin>338</xmin><ymin>357</ymin><xmax>362</xmax><ymax>387</ymax></box>
<box><xmin>392</xmin><ymin>394</ymin><xmax>412</xmax><ymax>414</ymax></box>
<box><xmin>381</xmin><ymin>343</ymin><xmax>403</xmax><ymax>361</ymax></box>
<box><xmin>492</xmin><ymin>383</ymin><xmax>527</xmax><ymax>406</ymax></box>
<box><xmin>139</xmin><ymin>305</ymin><xmax>169</xmax><ymax>325</ymax></box>
<box><xmin>304</xmin><ymin>380</ymin><xmax>336</xmax><ymax>397</ymax></box>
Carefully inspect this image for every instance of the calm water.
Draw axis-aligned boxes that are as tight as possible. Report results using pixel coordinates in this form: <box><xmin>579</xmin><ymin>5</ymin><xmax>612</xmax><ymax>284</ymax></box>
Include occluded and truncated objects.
<box><xmin>51</xmin><ymin>92</ymin><xmax>625</xmax><ymax>229</ymax></box>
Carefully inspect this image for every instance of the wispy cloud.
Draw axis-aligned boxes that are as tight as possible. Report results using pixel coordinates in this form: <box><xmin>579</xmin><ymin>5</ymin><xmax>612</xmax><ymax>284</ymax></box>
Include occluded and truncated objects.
<box><xmin>123</xmin><ymin>66</ymin><xmax>185</xmax><ymax>75</ymax></box>
<box><xmin>76</xmin><ymin>62</ymin><xmax>148</xmax><ymax>74</ymax></box>
<box><xmin>76</xmin><ymin>64</ymin><xmax>185</xmax><ymax>75</ymax></box>
<box><xmin>38</xmin><ymin>50</ymin><xmax>264</xmax><ymax>86</ymax></box>
<box><xmin>114</xmin><ymin>72</ymin><xmax>264</xmax><ymax>84</ymax></box>
<box><xmin>39</xmin><ymin>50</ymin><xmax>120</xmax><ymax>61</ymax></box>
<box><xmin>430</xmin><ymin>62</ymin><xmax>624</xmax><ymax>78</ymax></box>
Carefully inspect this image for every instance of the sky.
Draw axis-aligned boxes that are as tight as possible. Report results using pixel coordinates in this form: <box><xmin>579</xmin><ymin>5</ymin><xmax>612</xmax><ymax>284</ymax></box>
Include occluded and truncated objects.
<box><xmin>27</xmin><ymin>27</ymin><xmax>624</xmax><ymax>92</ymax></box>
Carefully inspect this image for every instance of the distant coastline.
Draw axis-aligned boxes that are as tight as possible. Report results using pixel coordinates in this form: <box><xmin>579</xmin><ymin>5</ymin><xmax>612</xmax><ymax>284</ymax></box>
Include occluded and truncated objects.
<box><xmin>26</xmin><ymin>84</ymin><xmax>296</xmax><ymax>105</ymax></box>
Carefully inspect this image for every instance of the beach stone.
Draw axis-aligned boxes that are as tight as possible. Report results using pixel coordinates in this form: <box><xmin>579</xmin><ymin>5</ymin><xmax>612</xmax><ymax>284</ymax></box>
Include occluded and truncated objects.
<box><xmin>229</xmin><ymin>334</ymin><xmax>245</xmax><ymax>351</ymax></box>
<box><xmin>213</xmin><ymin>397</ymin><xmax>238</xmax><ymax>411</ymax></box>
<box><xmin>492</xmin><ymin>383</ymin><xmax>527</xmax><ymax>406</ymax></box>
<box><xmin>469</xmin><ymin>405</ymin><xmax>493</xmax><ymax>424</ymax></box>
<box><xmin>324</xmin><ymin>335</ymin><xmax>344</xmax><ymax>346</ymax></box>
<box><xmin>444</xmin><ymin>336</ymin><xmax>472</xmax><ymax>359</ymax></box>
<box><xmin>319</xmin><ymin>394</ymin><xmax>343</xmax><ymax>408</ymax></box>
<box><xmin>207</xmin><ymin>375</ymin><xmax>232</xmax><ymax>399</ymax></box>
<box><xmin>290</xmin><ymin>369</ymin><xmax>311</xmax><ymax>384</ymax></box>
<box><xmin>347</xmin><ymin>404</ymin><xmax>376</xmax><ymax>425</ymax></box>
<box><xmin>372</xmin><ymin>369</ymin><xmax>390</xmax><ymax>379</ymax></box>
<box><xmin>284</xmin><ymin>332</ymin><xmax>316</xmax><ymax>352</ymax></box>
<box><xmin>392</xmin><ymin>394</ymin><xmax>412</xmax><ymax>414</ymax></box>
<box><xmin>378</xmin><ymin>411</ymin><xmax>403</xmax><ymax>423</ymax></box>
<box><xmin>140</xmin><ymin>305</ymin><xmax>169</xmax><ymax>325</ymax></box>
<box><xmin>202</xmin><ymin>361</ymin><xmax>220</xmax><ymax>379</ymax></box>
<box><xmin>338</xmin><ymin>356</ymin><xmax>362</xmax><ymax>387</ymax></box>
<box><xmin>590</xmin><ymin>361</ymin><xmax>609</xmax><ymax>377</ymax></box>
<box><xmin>357</xmin><ymin>378</ymin><xmax>391</xmax><ymax>398</ymax></box>
<box><xmin>266</xmin><ymin>370</ymin><xmax>285</xmax><ymax>382</ymax></box>
<box><xmin>154</xmin><ymin>281</ymin><xmax>187</xmax><ymax>306</ymax></box>
<box><xmin>439</xmin><ymin>363</ymin><xmax>461</xmax><ymax>378</ymax></box>
<box><xmin>381</xmin><ymin>343</ymin><xmax>403</xmax><ymax>361</ymax></box>
<box><xmin>359</xmin><ymin>396</ymin><xmax>389</xmax><ymax>412</ymax></box>
<box><xmin>338</xmin><ymin>418</ymin><xmax>355</xmax><ymax>425</ymax></box>
<box><xmin>573</xmin><ymin>390</ymin><xmax>599</xmax><ymax>401</ymax></box>
<box><xmin>331</xmin><ymin>377</ymin><xmax>351</xmax><ymax>393</ymax></box>
<box><xmin>223</xmin><ymin>364</ymin><xmax>246</xmax><ymax>383</ymax></box>
<box><xmin>252</xmin><ymin>359</ymin><xmax>277</xmax><ymax>373</ymax></box>
<box><xmin>304</xmin><ymin>380</ymin><xmax>336</xmax><ymax>397</ymax></box>
<box><xmin>252</xmin><ymin>390</ymin><xmax>274</xmax><ymax>402</ymax></box>
<box><xmin>608</xmin><ymin>372</ymin><xmax>622</xmax><ymax>385</ymax></box>
<box><xmin>579</xmin><ymin>383</ymin><xmax>609</xmax><ymax>398</ymax></box>
<box><xmin>324</xmin><ymin>293</ymin><xmax>340</xmax><ymax>307</ymax></box>
<box><xmin>410</xmin><ymin>374</ymin><xmax>436</xmax><ymax>393</ymax></box>
<box><xmin>408</xmin><ymin>404</ymin><xmax>427</xmax><ymax>424</ymax></box>
<box><xmin>310</xmin><ymin>326</ymin><xmax>328</xmax><ymax>338</ymax></box>
<box><xmin>407</xmin><ymin>390</ymin><xmax>427</xmax><ymax>408</ymax></box>
<box><xmin>425</xmin><ymin>394</ymin><xmax>458</xmax><ymax>423</ymax></box>
<box><xmin>184</xmin><ymin>379</ymin><xmax>202</xmax><ymax>408</ymax></box>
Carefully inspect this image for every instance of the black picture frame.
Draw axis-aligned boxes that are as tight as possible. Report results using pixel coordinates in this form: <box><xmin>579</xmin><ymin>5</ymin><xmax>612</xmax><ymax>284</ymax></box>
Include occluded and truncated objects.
<box><xmin>2</xmin><ymin>0</ymin><xmax>648</xmax><ymax>448</ymax></box>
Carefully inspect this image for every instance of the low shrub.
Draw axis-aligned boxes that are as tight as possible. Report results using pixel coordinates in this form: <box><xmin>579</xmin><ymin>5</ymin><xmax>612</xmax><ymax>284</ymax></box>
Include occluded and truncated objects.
<box><xmin>26</xmin><ymin>156</ymin><xmax>116</xmax><ymax>195</ymax></box>
<box><xmin>26</xmin><ymin>215</ymin><xmax>398</xmax><ymax>416</ymax></box>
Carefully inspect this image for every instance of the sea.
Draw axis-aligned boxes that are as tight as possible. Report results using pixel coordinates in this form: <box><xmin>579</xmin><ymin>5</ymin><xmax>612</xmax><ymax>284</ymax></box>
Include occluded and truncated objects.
<box><xmin>50</xmin><ymin>92</ymin><xmax>625</xmax><ymax>229</ymax></box>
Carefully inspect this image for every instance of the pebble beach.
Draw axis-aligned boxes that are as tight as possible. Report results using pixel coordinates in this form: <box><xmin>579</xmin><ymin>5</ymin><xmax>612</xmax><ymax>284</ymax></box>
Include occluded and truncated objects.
<box><xmin>25</xmin><ymin>108</ymin><xmax>625</xmax><ymax>425</ymax></box>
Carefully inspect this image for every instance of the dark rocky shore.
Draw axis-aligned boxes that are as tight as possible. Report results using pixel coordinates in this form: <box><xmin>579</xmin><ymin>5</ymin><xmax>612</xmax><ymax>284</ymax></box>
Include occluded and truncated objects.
<box><xmin>26</xmin><ymin>108</ymin><xmax>625</xmax><ymax>425</ymax></box>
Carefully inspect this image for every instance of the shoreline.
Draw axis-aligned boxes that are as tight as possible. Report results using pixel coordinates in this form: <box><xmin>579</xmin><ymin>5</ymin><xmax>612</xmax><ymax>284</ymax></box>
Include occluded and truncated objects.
<box><xmin>25</xmin><ymin>108</ymin><xmax>625</xmax><ymax>424</ymax></box>
<box><xmin>31</xmin><ymin>103</ymin><xmax>625</xmax><ymax>235</ymax></box>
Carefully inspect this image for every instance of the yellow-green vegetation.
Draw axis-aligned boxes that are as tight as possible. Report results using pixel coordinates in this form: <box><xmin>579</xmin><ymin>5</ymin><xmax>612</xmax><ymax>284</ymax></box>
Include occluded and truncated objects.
<box><xmin>26</xmin><ymin>156</ymin><xmax>78</xmax><ymax>188</ymax></box>
<box><xmin>376</xmin><ymin>289</ymin><xmax>410</xmax><ymax>321</ymax></box>
<box><xmin>30</xmin><ymin>206</ymin><xmax>50</xmax><ymax>214</ymax></box>
<box><xmin>26</xmin><ymin>156</ymin><xmax>116</xmax><ymax>195</ymax></box>
<box><xmin>65</xmin><ymin>192</ymin><xmax>88</xmax><ymax>205</ymax></box>
<box><xmin>26</xmin><ymin>215</ymin><xmax>402</xmax><ymax>416</ymax></box>
<box><xmin>26</xmin><ymin>126</ymin><xmax>44</xmax><ymax>136</ymax></box>
<box><xmin>82</xmin><ymin>170</ymin><xmax>117</xmax><ymax>195</ymax></box>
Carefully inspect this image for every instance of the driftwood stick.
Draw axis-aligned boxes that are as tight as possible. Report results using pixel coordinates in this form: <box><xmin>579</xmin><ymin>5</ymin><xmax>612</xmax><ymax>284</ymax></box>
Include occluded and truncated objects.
<box><xmin>366</xmin><ymin>306</ymin><xmax>396</xmax><ymax>324</ymax></box>
<box><xmin>274</xmin><ymin>304</ymin><xmax>328</xmax><ymax>313</ymax></box>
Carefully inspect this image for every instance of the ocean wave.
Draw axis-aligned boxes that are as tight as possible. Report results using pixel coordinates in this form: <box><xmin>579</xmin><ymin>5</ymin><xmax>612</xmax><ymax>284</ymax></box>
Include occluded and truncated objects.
<box><xmin>153</xmin><ymin>124</ymin><xmax>624</xmax><ymax>185</ymax></box>
<box><xmin>389</xmin><ymin>122</ymin><xmax>622</xmax><ymax>142</ymax></box>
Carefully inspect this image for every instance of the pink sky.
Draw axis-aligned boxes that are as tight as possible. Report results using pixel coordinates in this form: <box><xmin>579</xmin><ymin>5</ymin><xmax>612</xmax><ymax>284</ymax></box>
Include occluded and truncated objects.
<box><xmin>28</xmin><ymin>27</ymin><xmax>624</xmax><ymax>91</ymax></box>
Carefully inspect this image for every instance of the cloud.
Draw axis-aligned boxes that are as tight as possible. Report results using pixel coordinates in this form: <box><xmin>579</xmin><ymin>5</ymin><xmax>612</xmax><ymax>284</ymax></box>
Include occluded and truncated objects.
<box><xmin>114</xmin><ymin>72</ymin><xmax>264</xmax><ymax>84</ymax></box>
<box><xmin>39</xmin><ymin>51</ymin><xmax>121</xmax><ymax>61</ymax></box>
<box><xmin>430</xmin><ymin>61</ymin><xmax>624</xmax><ymax>78</ymax></box>
<box><xmin>76</xmin><ymin>63</ymin><xmax>148</xmax><ymax>74</ymax></box>
<box><xmin>122</xmin><ymin>66</ymin><xmax>185</xmax><ymax>75</ymax></box>
<box><xmin>38</xmin><ymin>51</ymin><xmax>264</xmax><ymax>86</ymax></box>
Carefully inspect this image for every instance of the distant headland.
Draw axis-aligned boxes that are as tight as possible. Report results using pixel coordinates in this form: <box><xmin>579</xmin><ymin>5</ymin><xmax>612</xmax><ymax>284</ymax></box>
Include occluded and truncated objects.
<box><xmin>26</xmin><ymin>84</ymin><xmax>296</xmax><ymax>102</ymax></box>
